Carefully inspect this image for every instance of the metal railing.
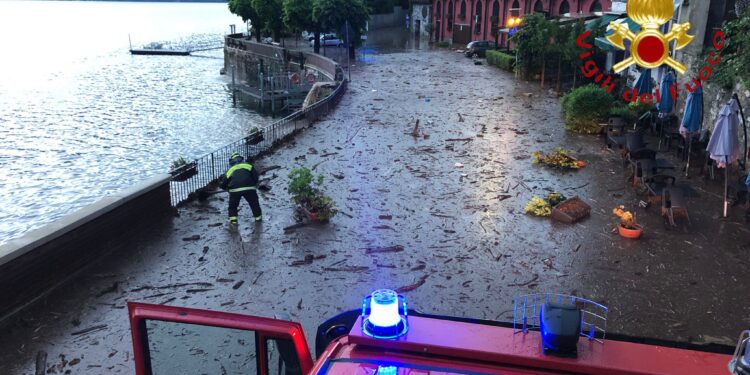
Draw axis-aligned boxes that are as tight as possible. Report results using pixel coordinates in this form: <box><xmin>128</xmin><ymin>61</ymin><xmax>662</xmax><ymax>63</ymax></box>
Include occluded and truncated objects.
<box><xmin>168</xmin><ymin>76</ymin><xmax>348</xmax><ymax>206</ymax></box>
<box><xmin>513</xmin><ymin>293</ymin><xmax>609</xmax><ymax>343</ymax></box>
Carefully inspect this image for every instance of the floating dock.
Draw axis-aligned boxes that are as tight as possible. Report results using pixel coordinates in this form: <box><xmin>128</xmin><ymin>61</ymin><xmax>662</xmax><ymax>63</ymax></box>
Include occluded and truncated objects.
<box><xmin>129</xmin><ymin>49</ymin><xmax>190</xmax><ymax>56</ymax></box>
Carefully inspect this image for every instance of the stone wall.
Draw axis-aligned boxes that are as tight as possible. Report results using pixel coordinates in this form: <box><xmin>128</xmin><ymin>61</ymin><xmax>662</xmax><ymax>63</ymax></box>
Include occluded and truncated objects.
<box><xmin>224</xmin><ymin>36</ymin><xmax>341</xmax><ymax>88</ymax></box>
<box><xmin>370</xmin><ymin>6</ymin><xmax>409</xmax><ymax>29</ymax></box>
<box><xmin>0</xmin><ymin>175</ymin><xmax>173</xmax><ymax>322</ymax></box>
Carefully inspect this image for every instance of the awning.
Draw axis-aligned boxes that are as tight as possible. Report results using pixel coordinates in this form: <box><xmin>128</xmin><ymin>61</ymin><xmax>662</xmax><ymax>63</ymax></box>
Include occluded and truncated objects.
<box><xmin>594</xmin><ymin>17</ymin><xmax>641</xmax><ymax>52</ymax></box>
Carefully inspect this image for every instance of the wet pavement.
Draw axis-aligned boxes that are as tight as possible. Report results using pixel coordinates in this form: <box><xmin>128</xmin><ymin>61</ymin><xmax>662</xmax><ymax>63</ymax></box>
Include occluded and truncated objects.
<box><xmin>2</xmin><ymin>43</ymin><xmax>750</xmax><ymax>374</ymax></box>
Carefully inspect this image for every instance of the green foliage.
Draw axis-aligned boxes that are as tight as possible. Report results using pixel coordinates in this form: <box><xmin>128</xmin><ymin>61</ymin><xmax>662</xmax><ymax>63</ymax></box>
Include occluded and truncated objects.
<box><xmin>313</xmin><ymin>0</ymin><xmax>369</xmax><ymax>48</ymax></box>
<box><xmin>366</xmin><ymin>0</ymin><xmax>394</xmax><ymax>13</ymax></box>
<box><xmin>717</xmin><ymin>11</ymin><xmax>750</xmax><ymax>87</ymax></box>
<box><xmin>627</xmin><ymin>100</ymin><xmax>656</xmax><ymax>116</ymax></box>
<box><xmin>287</xmin><ymin>167</ymin><xmax>338</xmax><ymax>221</ymax></box>
<box><xmin>229</xmin><ymin>0</ymin><xmax>264</xmax><ymax>41</ymax></box>
<box><xmin>436</xmin><ymin>41</ymin><xmax>451</xmax><ymax>48</ymax></box>
<box><xmin>486</xmin><ymin>50</ymin><xmax>515</xmax><ymax>72</ymax></box>
<box><xmin>609</xmin><ymin>105</ymin><xmax>637</xmax><ymax>124</ymax></box>
<box><xmin>171</xmin><ymin>157</ymin><xmax>188</xmax><ymax>170</ymax></box>
<box><xmin>561</xmin><ymin>84</ymin><xmax>614</xmax><ymax>134</ymax></box>
<box><xmin>512</xmin><ymin>13</ymin><xmax>554</xmax><ymax>77</ymax></box>
<box><xmin>252</xmin><ymin>0</ymin><xmax>284</xmax><ymax>40</ymax></box>
<box><xmin>525</xmin><ymin>196</ymin><xmax>552</xmax><ymax>217</ymax></box>
<box><xmin>283</xmin><ymin>0</ymin><xmax>317</xmax><ymax>35</ymax></box>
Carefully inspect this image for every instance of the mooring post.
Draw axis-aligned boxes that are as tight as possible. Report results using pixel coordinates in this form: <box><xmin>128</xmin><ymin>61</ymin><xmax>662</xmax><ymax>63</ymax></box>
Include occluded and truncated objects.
<box><xmin>231</xmin><ymin>65</ymin><xmax>236</xmax><ymax>107</ymax></box>
<box><xmin>128</xmin><ymin>34</ymin><xmax>132</xmax><ymax>51</ymax></box>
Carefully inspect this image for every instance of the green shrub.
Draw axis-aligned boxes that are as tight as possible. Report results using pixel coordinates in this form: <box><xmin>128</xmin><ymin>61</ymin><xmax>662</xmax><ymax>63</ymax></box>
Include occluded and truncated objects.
<box><xmin>486</xmin><ymin>50</ymin><xmax>515</xmax><ymax>72</ymax></box>
<box><xmin>561</xmin><ymin>84</ymin><xmax>614</xmax><ymax>134</ymax></box>
<box><xmin>609</xmin><ymin>105</ymin><xmax>637</xmax><ymax>125</ymax></box>
<box><xmin>436</xmin><ymin>41</ymin><xmax>451</xmax><ymax>48</ymax></box>
<box><xmin>288</xmin><ymin>167</ymin><xmax>338</xmax><ymax>221</ymax></box>
<box><xmin>627</xmin><ymin>100</ymin><xmax>656</xmax><ymax>116</ymax></box>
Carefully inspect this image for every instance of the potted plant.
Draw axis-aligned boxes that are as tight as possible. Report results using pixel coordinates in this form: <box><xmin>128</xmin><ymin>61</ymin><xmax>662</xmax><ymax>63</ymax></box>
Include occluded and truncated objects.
<box><xmin>246</xmin><ymin>127</ymin><xmax>264</xmax><ymax>145</ymax></box>
<box><xmin>613</xmin><ymin>205</ymin><xmax>643</xmax><ymax>239</ymax></box>
<box><xmin>170</xmin><ymin>157</ymin><xmax>198</xmax><ymax>182</ymax></box>
<box><xmin>288</xmin><ymin>167</ymin><xmax>338</xmax><ymax>222</ymax></box>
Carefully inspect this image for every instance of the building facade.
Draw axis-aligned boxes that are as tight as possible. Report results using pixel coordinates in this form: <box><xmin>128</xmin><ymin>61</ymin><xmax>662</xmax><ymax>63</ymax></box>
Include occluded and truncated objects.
<box><xmin>431</xmin><ymin>0</ymin><xmax>612</xmax><ymax>46</ymax></box>
<box><xmin>412</xmin><ymin>0</ymin><xmax>434</xmax><ymax>37</ymax></box>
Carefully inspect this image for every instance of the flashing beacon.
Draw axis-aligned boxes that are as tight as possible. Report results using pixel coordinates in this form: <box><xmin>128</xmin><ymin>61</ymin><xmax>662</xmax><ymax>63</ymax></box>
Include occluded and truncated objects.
<box><xmin>362</xmin><ymin>289</ymin><xmax>408</xmax><ymax>339</ymax></box>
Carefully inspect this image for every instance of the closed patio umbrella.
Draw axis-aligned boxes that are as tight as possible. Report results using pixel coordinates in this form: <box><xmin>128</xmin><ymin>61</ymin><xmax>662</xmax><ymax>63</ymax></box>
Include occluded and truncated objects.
<box><xmin>633</xmin><ymin>69</ymin><xmax>652</xmax><ymax>97</ymax></box>
<box><xmin>679</xmin><ymin>86</ymin><xmax>703</xmax><ymax>177</ymax></box>
<box><xmin>658</xmin><ymin>71</ymin><xmax>675</xmax><ymax>116</ymax></box>
<box><xmin>706</xmin><ymin>98</ymin><xmax>742</xmax><ymax>217</ymax></box>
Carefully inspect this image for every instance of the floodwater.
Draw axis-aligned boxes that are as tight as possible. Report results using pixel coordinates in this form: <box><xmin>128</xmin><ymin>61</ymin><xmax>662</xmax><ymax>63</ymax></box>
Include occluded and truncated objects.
<box><xmin>1</xmin><ymin>36</ymin><xmax>749</xmax><ymax>373</ymax></box>
<box><xmin>0</xmin><ymin>1</ymin><xmax>261</xmax><ymax>245</ymax></box>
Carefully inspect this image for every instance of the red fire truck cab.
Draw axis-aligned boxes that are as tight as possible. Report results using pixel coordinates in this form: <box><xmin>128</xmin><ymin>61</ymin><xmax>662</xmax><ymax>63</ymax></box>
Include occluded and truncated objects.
<box><xmin>128</xmin><ymin>290</ymin><xmax>750</xmax><ymax>375</ymax></box>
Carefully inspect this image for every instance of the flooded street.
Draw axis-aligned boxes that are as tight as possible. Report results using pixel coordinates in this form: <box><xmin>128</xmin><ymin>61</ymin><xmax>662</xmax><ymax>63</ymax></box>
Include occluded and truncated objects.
<box><xmin>1</xmin><ymin>42</ymin><xmax>749</xmax><ymax>373</ymax></box>
<box><xmin>0</xmin><ymin>1</ymin><xmax>259</xmax><ymax>245</ymax></box>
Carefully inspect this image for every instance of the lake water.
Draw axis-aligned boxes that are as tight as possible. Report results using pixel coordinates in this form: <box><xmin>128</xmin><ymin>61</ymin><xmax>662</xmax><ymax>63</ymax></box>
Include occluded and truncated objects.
<box><xmin>0</xmin><ymin>1</ymin><xmax>264</xmax><ymax>245</ymax></box>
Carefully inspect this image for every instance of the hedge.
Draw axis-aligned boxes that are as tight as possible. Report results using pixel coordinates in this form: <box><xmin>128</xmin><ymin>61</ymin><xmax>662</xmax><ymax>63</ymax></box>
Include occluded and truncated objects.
<box><xmin>486</xmin><ymin>50</ymin><xmax>515</xmax><ymax>72</ymax></box>
<box><xmin>436</xmin><ymin>41</ymin><xmax>451</xmax><ymax>48</ymax></box>
<box><xmin>561</xmin><ymin>84</ymin><xmax>614</xmax><ymax>134</ymax></box>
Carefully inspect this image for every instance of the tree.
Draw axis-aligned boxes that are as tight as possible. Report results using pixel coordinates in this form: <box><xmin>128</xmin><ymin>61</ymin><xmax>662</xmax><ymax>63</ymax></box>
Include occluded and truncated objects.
<box><xmin>284</xmin><ymin>0</ymin><xmax>322</xmax><ymax>53</ymax></box>
<box><xmin>512</xmin><ymin>13</ymin><xmax>553</xmax><ymax>85</ymax></box>
<box><xmin>252</xmin><ymin>0</ymin><xmax>284</xmax><ymax>42</ymax></box>
<box><xmin>228</xmin><ymin>0</ymin><xmax>264</xmax><ymax>42</ymax></box>
<box><xmin>313</xmin><ymin>0</ymin><xmax>370</xmax><ymax>58</ymax></box>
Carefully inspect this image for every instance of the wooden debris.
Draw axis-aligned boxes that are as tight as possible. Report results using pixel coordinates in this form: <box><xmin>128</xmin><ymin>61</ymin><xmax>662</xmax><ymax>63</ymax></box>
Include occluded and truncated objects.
<box><xmin>395</xmin><ymin>275</ymin><xmax>429</xmax><ymax>293</ymax></box>
<box><xmin>71</xmin><ymin>324</ymin><xmax>108</xmax><ymax>336</ymax></box>
<box><xmin>365</xmin><ymin>245</ymin><xmax>404</xmax><ymax>254</ymax></box>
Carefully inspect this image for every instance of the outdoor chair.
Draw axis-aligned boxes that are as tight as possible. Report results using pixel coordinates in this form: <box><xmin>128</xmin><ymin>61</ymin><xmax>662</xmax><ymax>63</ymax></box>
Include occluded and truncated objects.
<box><xmin>643</xmin><ymin>171</ymin><xmax>677</xmax><ymax>204</ymax></box>
<box><xmin>604</xmin><ymin>117</ymin><xmax>629</xmax><ymax>149</ymax></box>
<box><xmin>662</xmin><ymin>188</ymin><xmax>690</xmax><ymax>227</ymax></box>
<box><xmin>656</xmin><ymin>115</ymin><xmax>681</xmax><ymax>152</ymax></box>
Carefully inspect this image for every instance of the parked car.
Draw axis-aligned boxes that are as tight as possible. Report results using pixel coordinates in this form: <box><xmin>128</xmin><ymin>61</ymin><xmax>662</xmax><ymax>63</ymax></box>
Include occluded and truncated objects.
<box><xmin>310</xmin><ymin>33</ymin><xmax>343</xmax><ymax>47</ymax></box>
<box><xmin>464</xmin><ymin>40</ymin><xmax>497</xmax><ymax>58</ymax></box>
<box><xmin>302</xmin><ymin>31</ymin><xmax>315</xmax><ymax>41</ymax></box>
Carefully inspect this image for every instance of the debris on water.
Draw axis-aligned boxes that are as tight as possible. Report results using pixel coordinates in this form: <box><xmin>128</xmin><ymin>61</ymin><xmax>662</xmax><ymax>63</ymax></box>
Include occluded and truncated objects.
<box><xmin>96</xmin><ymin>282</ymin><xmax>119</xmax><ymax>297</ymax></box>
<box><xmin>232</xmin><ymin>280</ymin><xmax>245</xmax><ymax>290</ymax></box>
<box><xmin>410</xmin><ymin>264</ymin><xmax>426</xmax><ymax>271</ymax></box>
<box><xmin>455</xmin><ymin>163</ymin><xmax>464</xmax><ymax>168</ymax></box>
<box><xmin>35</xmin><ymin>351</ymin><xmax>46</xmax><ymax>375</ymax></box>
<box><xmin>364</xmin><ymin>245</ymin><xmax>404</xmax><ymax>254</ymax></box>
<box><xmin>182</xmin><ymin>235</ymin><xmax>200</xmax><ymax>241</ymax></box>
<box><xmin>208</xmin><ymin>223</ymin><xmax>222</xmax><ymax>227</ymax></box>
<box><xmin>445</xmin><ymin>138</ymin><xmax>473</xmax><ymax>142</ymax></box>
<box><xmin>372</xmin><ymin>224</ymin><xmax>395</xmax><ymax>230</ymax></box>
<box><xmin>71</xmin><ymin>324</ymin><xmax>108</xmax><ymax>336</ymax></box>
<box><xmin>332</xmin><ymin>173</ymin><xmax>345</xmax><ymax>179</ymax></box>
<box><xmin>323</xmin><ymin>265</ymin><xmax>369</xmax><ymax>272</ymax></box>
<box><xmin>378</xmin><ymin>215</ymin><xmax>393</xmax><ymax>220</ymax></box>
<box><xmin>395</xmin><ymin>275</ymin><xmax>429</xmax><ymax>293</ymax></box>
<box><xmin>291</xmin><ymin>254</ymin><xmax>315</xmax><ymax>266</ymax></box>
<box><xmin>508</xmin><ymin>274</ymin><xmax>539</xmax><ymax>287</ymax></box>
<box><xmin>458</xmin><ymin>113</ymin><xmax>464</xmax><ymax>122</ymax></box>
<box><xmin>411</xmin><ymin>119</ymin><xmax>421</xmax><ymax>137</ymax></box>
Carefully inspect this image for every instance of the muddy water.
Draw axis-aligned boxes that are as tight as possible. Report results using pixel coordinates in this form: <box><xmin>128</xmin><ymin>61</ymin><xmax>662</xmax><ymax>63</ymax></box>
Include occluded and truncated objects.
<box><xmin>1</xmin><ymin>42</ymin><xmax>749</xmax><ymax>373</ymax></box>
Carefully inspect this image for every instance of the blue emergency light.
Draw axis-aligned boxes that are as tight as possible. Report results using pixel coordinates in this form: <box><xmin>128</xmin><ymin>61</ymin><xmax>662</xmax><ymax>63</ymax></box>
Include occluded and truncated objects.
<box><xmin>362</xmin><ymin>289</ymin><xmax>408</xmax><ymax>339</ymax></box>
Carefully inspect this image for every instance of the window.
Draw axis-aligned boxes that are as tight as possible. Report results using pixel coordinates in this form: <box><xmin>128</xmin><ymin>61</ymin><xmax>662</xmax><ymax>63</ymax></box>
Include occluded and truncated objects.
<box><xmin>436</xmin><ymin>1</ymin><xmax>442</xmax><ymax>16</ymax></box>
<box><xmin>590</xmin><ymin>0</ymin><xmax>602</xmax><ymax>12</ymax></box>
<box><xmin>534</xmin><ymin>0</ymin><xmax>544</xmax><ymax>13</ymax></box>
<box><xmin>475</xmin><ymin>0</ymin><xmax>482</xmax><ymax>34</ymax></box>
<box><xmin>448</xmin><ymin>0</ymin><xmax>454</xmax><ymax>31</ymax></box>
<box><xmin>559</xmin><ymin>0</ymin><xmax>570</xmax><ymax>15</ymax></box>
<box><xmin>491</xmin><ymin>0</ymin><xmax>500</xmax><ymax>35</ymax></box>
<box><xmin>460</xmin><ymin>0</ymin><xmax>467</xmax><ymax>18</ymax></box>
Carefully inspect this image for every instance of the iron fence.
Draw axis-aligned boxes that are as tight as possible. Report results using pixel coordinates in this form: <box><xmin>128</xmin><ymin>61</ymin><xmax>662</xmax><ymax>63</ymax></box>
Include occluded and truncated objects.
<box><xmin>168</xmin><ymin>76</ymin><xmax>348</xmax><ymax>206</ymax></box>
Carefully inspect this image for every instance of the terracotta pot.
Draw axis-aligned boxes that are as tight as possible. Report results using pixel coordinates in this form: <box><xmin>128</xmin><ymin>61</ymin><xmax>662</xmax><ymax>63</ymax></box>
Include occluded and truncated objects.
<box><xmin>618</xmin><ymin>225</ymin><xmax>643</xmax><ymax>239</ymax></box>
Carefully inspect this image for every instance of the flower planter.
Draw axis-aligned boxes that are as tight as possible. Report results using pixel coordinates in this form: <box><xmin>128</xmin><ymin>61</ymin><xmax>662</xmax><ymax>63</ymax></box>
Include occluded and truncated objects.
<box><xmin>299</xmin><ymin>206</ymin><xmax>328</xmax><ymax>223</ymax></box>
<box><xmin>246</xmin><ymin>132</ymin><xmax>264</xmax><ymax>145</ymax></box>
<box><xmin>618</xmin><ymin>225</ymin><xmax>643</xmax><ymax>239</ymax></box>
<box><xmin>170</xmin><ymin>163</ymin><xmax>198</xmax><ymax>182</ymax></box>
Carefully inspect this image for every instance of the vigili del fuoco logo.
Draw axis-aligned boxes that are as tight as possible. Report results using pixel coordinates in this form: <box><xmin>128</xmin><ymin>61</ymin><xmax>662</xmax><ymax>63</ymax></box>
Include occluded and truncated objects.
<box><xmin>574</xmin><ymin>0</ymin><xmax>725</xmax><ymax>105</ymax></box>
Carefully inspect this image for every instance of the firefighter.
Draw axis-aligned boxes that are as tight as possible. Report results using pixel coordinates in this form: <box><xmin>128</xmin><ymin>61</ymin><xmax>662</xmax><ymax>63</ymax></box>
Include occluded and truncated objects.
<box><xmin>220</xmin><ymin>153</ymin><xmax>262</xmax><ymax>225</ymax></box>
